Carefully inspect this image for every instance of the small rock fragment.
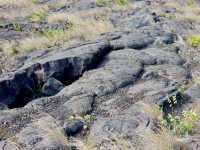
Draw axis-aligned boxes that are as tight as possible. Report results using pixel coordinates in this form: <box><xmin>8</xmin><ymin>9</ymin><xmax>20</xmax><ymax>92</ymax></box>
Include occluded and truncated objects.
<box><xmin>63</xmin><ymin>120</ymin><xmax>83</xmax><ymax>136</ymax></box>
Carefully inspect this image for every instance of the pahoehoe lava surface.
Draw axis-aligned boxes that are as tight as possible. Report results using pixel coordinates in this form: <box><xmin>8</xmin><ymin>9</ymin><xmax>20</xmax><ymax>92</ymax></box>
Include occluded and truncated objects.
<box><xmin>0</xmin><ymin>0</ymin><xmax>200</xmax><ymax>149</ymax></box>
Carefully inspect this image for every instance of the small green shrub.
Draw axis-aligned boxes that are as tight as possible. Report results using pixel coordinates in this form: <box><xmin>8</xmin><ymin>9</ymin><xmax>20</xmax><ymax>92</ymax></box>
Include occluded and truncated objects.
<box><xmin>38</xmin><ymin>28</ymin><xmax>69</xmax><ymax>37</ymax></box>
<box><xmin>167</xmin><ymin>94</ymin><xmax>178</xmax><ymax>107</ymax></box>
<box><xmin>98</xmin><ymin>0</ymin><xmax>106</xmax><ymax>4</ymax></box>
<box><xmin>158</xmin><ymin>109</ymin><xmax>198</xmax><ymax>134</ymax></box>
<box><xmin>165</xmin><ymin>13</ymin><xmax>175</xmax><ymax>19</ymax></box>
<box><xmin>69</xmin><ymin>116</ymin><xmax>75</xmax><ymax>121</ymax></box>
<box><xmin>186</xmin><ymin>0</ymin><xmax>194</xmax><ymax>6</ymax></box>
<box><xmin>178</xmin><ymin>88</ymin><xmax>184</xmax><ymax>99</ymax></box>
<box><xmin>30</xmin><ymin>0</ymin><xmax>37</xmax><ymax>3</ymax></box>
<box><xmin>69</xmin><ymin>114</ymin><xmax>91</xmax><ymax>122</ymax></box>
<box><xmin>187</xmin><ymin>35</ymin><xmax>200</xmax><ymax>46</ymax></box>
<box><xmin>145</xmin><ymin>5</ymin><xmax>150</xmax><ymax>10</ymax></box>
<box><xmin>13</xmin><ymin>24</ymin><xmax>22</xmax><ymax>31</ymax></box>
<box><xmin>116</xmin><ymin>0</ymin><xmax>126</xmax><ymax>5</ymax></box>
<box><xmin>169</xmin><ymin>109</ymin><xmax>198</xmax><ymax>134</ymax></box>
<box><xmin>84</xmin><ymin>115</ymin><xmax>91</xmax><ymax>122</ymax></box>
<box><xmin>108</xmin><ymin>3</ymin><xmax>114</xmax><ymax>8</ymax></box>
<box><xmin>0</xmin><ymin>24</ymin><xmax>6</xmax><ymax>28</ymax></box>
<box><xmin>194</xmin><ymin>76</ymin><xmax>200</xmax><ymax>86</ymax></box>
<box><xmin>158</xmin><ymin>114</ymin><xmax>167</xmax><ymax>125</ymax></box>
<box><xmin>31</xmin><ymin>12</ymin><xmax>44</xmax><ymax>22</ymax></box>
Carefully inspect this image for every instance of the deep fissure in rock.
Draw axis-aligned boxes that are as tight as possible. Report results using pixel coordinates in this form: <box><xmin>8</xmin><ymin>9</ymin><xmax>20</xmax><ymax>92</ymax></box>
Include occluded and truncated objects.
<box><xmin>8</xmin><ymin>45</ymin><xmax>113</xmax><ymax>109</ymax></box>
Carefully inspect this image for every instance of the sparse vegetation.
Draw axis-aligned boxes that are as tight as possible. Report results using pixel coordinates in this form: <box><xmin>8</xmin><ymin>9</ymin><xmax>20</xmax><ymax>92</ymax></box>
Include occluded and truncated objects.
<box><xmin>30</xmin><ymin>0</ymin><xmax>37</xmax><ymax>4</ymax></box>
<box><xmin>159</xmin><ymin>108</ymin><xmax>199</xmax><ymax>134</ymax></box>
<box><xmin>0</xmin><ymin>125</ymin><xmax>22</xmax><ymax>149</ymax></box>
<box><xmin>108</xmin><ymin>3</ymin><xmax>114</xmax><ymax>8</ymax></box>
<box><xmin>69</xmin><ymin>114</ymin><xmax>91</xmax><ymax>122</ymax></box>
<box><xmin>0</xmin><ymin>24</ymin><xmax>6</xmax><ymax>28</ymax></box>
<box><xmin>187</xmin><ymin>35</ymin><xmax>200</xmax><ymax>46</ymax></box>
<box><xmin>169</xmin><ymin>109</ymin><xmax>198</xmax><ymax>134</ymax></box>
<box><xmin>158</xmin><ymin>91</ymin><xmax>200</xmax><ymax>135</ymax></box>
<box><xmin>84</xmin><ymin>114</ymin><xmax>91</xmax><ymax>122</ymax></box>
<box><xmin>69</xmin><ymin>115</ymin><xmax>75</xmax><ymax>121</ymax></box>
<box><xmin>192</xmin><ymin>72</ymin><xmax>200</xmax><ymax>86</ymax></box>
<box><xmin>145</xmin><ymin>5</ymin><xmax>150</xmax><ymax>10</ymax></box>
<box><xmin>31</xmin><ymin>12</ymin><xmax>44</xmax><ymax>22</ymax></box>
<box><xmin>1</xmin><ymin>0</ymin><xmax>200</xmax><ymax>149</ymax></box>
<box><xmin>98</xmin><ymin>0</ymin><xmax>106</xmax><ymax>4</ymax></box>
<box><xmin>13</xmin><ymin>24</ymin><xmax>22</xmax><ymax>31</ymax></box>
<box><xmin>0</xmin><ymin>40</ymin><xmax>18</xmax><ymax>58</ymax></box>
<box><xmin>186</xmin><ymin>0</ymin><xmax>194</xmax><ymax>6</ymax></box>
<box><xmin>194</xmin><ymin>76</ymin><xmax>200</xmax><ymax>86</ymax></box>
<box><xmin>116</xmin><ymin>0</ymin><xmax>126</xmax><ymax>5</ymax></box>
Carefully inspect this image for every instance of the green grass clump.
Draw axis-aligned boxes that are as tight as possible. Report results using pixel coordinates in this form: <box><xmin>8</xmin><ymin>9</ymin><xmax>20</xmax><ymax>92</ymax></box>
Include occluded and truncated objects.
<box><xmin>116</xmin><ymin>0</ymin><xmax>126</xmax><ymax>5</ymax></box>
<box><xmin>108</xmin><ymin>3</ymin><xmax>114</xmax><ymax>8</ymax></box>
<box><xmin>159</xmin><ymin>109</ymin><xmax>198</xmax><ymax>134</ymax></box>
<box><xmin>31</xmin><ymin>12</ymin><xmax>44</xmax><ymax>22</ymax></box>
<box><xmin>158</xmin><ymin>93</ymin><xmax>199</xmax><ymax>134</ymax></box>
<box><xmin>39</xmin><ymin>28</ymin><xmax>69</xmax><ymax>37</ymax></box>
<box><xmin>186</xmin><ymin>0</ymin><xmax>194</xmax><ymax>6</ymax></box>
<box><xmin>13</xmin><ymin>24</ymin><xmax>22</xmax><ymax>31</ymax></box>
<box><xmin>194</xmin><ymin>76</ymin><xmax>200</xmax><ymax>86</ymax></box>
<box><xmin>30</xmin><ymin>0</ymin><xmax>37</xmax><ymax>3</ymax></box>
<box><xmin>98</xmin><ymin>0</ymin><xmax>106</xmax><ymax>4</ymax></box>
<box><xmin>187</xmin><ymin>35</ymin><xmax>200</xmax><ymax>46</ymax></box>
<box><xmin>0</xmin><ymin>24</ymin><xmax>6</xmax><ymax>28</ymax></box>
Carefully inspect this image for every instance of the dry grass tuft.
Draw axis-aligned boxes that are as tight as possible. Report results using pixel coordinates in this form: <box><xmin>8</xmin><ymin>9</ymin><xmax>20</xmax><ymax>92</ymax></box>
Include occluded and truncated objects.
<box><xmin>47</xmin><ymin>12</ymin><xmax>116</xmax><ymax>39</ymax></box>
<box><xmin>111</xmin><ymin>3</ymin><xmax>137</xmax><ymax>10</ymax></box>
<box><xmin>139</xmin><ymin>126</ymin><xmax>179</xmax><ymax>150</ymax></box>
<box><xmin>0</xmin><ymin>0</ymin><xmax>31</xmax><ymax>7</ymax></box>
<box><xmin>0</xmin><ymin>4</ymin><xmax>50</xmax><ymax>20</ymax></box>
<box><xmin>36</xmin><ymin>116</ymin><xmax>70</xmax><ymax>149</ymax></box>
<box><xmin>153</xmin><ymin>9</ymin><xmax>166</xmax><ymax>17</ymax></box>
<box><xmin>70</xmin><ymin>138</ymin><xmax>94</xmax><ymax>150</ymax></box>
<box><xmin>195</xmin><ymin>25</ymin><xmax>200</xmax><ymax>32</ymax></box>
<box><xmin>1</xmin><ymin>9</ymin><xmax>115</xmax><ymax>56</ymax></box>
<box><xmin>99</xmin><ymin>133</ymin><xmax>135</xmax><ymax>150</ymax></box>
<box><xmin>137</xmin><ymin>102</ymin><xmax>162</xmax><ymax>119</ymax></box>
<box><xmin>161</xmin><ymin>0</ymin><xmax>200</xmax><ymax>23</ymax></box>
<box><xmin>0</xmin><ymin>41</ymin><xmax>18</xmax><ymax>57</ymax></box>
<box><xmin>19</xmin><ymin>36</ymin><xmax>52</xmax><ymax>52</ymax></box>
<box><xmin>176</xmin><ymin>13</ymin><xmax>200</xmax><ymax>23</ymax></box>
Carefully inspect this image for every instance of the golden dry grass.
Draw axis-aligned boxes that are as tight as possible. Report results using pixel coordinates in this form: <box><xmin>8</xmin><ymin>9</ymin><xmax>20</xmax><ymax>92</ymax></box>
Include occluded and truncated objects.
<box><xmin>137</xmin><ymin>102</ymin><xmax>162</xmax><ymax>119</ymax></box>
<box><xmin>21</xmin><ymin>111</ymin><xmax>173</xmax><ymax>150</ymax></box>
<box><xmin>36</xmin><ymin>116</ymin><xmax>70</xmax><ymax>149</ymax></box>
<box><xmin>0</xmin><ymin>0</ymin><xmax>31</xmax><ymax>7</ymax></box>
<box><xmin>0</xmin><ymin>41</ymin><xmax>18</xmax><ymax>57</ymax></box>
<box><xmin>0</xmin><ymin>4</ymin><xmax>50</xmax><ymax>20</ymax></box>
<box><xmin>159</xmin><ymin>0</ymin><xmax>200</xmax><ymax>23</ymax></box>
<box><xmin>195</xmin><ymin>25</ymin><xmax>200</xmax><ymax>32</ymax></box>
<box><xmin>176</xmin><ymin>13</ymin><xmax>200</xmax><ymax>23</ymax></box>
<box><xmin>19</xmin><ymin>36</ymin><xmax>52</xmax><ymax>52</ymax></box>
<box><xmin>70</xmin><ymin>138</ymin><xmax>94</xmax><ymax>150</ymax></box>
<box><xmin>98</xmin><ymin>133</ymin><xmax>135</xmax><ymax>150</ymax></box>
<box><xmin>5</xmin><ymin>13</ymin><xmax>115</xmax><ymax>54</ymax></box>
<box><xmin>47</xmin><ymin>11</ymin><xmax>116</xmax><ymax>38</ymax></box>
<box><xmin>153</xmin><ymin>9</ymin><xmax>166</xmax><ymax>17</ymax></box>
<box><xmin>1</xmin><ymin>9</ymin><xmax>116</xmax><ymax>57</ymax></box>
<box><xmin>139</xmin><ymin>126</ymin><xmax>179</xmax><ymax>150</ymax></box>
<box><xmin>36</xmin><ymin>115</ymin><xmax>135</xmax><ymax>150</ymax></box>
<box><xmin>111</xmin><ymin>3</ymin><xmax>137</xmax><ymax>10</ymax></box>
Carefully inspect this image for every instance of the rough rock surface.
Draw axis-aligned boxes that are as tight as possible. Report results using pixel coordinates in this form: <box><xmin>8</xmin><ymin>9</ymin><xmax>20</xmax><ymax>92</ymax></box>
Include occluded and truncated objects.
<box><xmin>0</xmin><ymin>0</ymin><xmax>200</xmax><ymax>149</ymax></box>
<box><xmin>41</xmin><ymin>77</ymin><xmax>65</xmax><ymax>96</ymax></box>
